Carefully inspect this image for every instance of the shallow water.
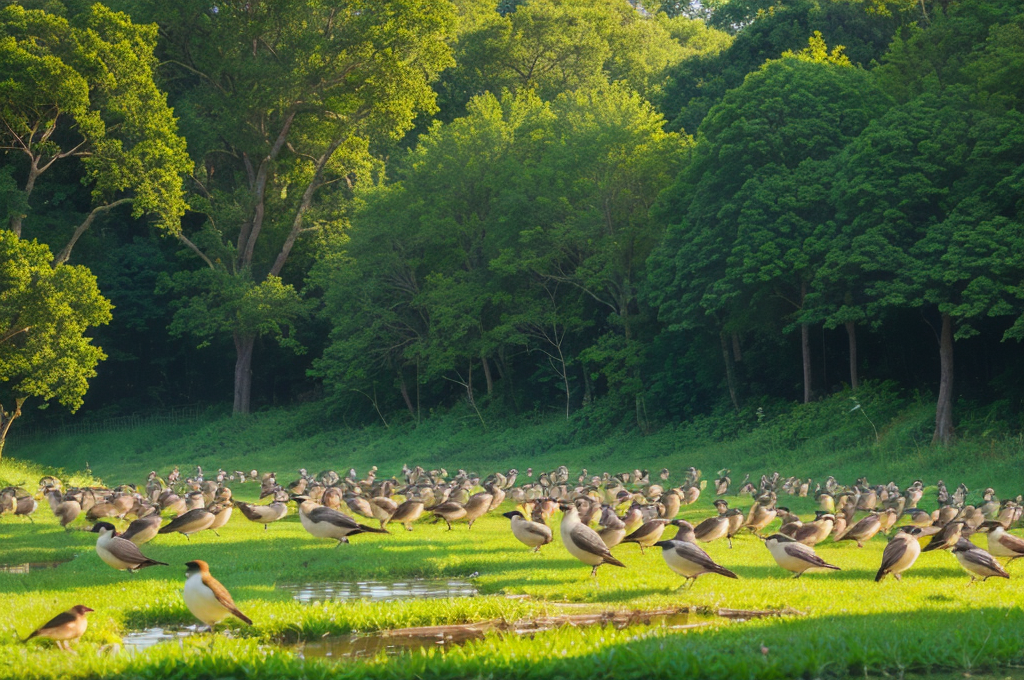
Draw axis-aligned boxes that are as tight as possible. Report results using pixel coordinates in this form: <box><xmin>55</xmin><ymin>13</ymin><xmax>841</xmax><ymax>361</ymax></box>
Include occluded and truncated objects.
<box><xmin>121</xmin><ymin>627</ymin><xmax>193</xmax><ymax>652</ymax></box>
<box><xmin>0</xmin><ymin>561</ymin><xmax>67</xmax><ymax>574</ymax></box>
<box><xmin>296</xmin><ymin>608</ymin><xmax>696</xmax><ymax>661</ymax></box>
<box><xmin>278</xmin><ymin>578</ymin><xmax>478</xmax><ymax>603</ymax></box>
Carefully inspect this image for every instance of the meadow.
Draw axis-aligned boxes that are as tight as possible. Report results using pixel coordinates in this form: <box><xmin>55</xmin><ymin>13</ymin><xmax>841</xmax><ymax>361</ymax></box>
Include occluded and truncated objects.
<box><xmin>1</xmin><ymin>448</ymin><xmax>1023</xmax><ymax>678</ymax></box>
<box><xmin>2</xmin><ymin>389</ymin><xmax>1024</xmax><ymax>680</ymax></box>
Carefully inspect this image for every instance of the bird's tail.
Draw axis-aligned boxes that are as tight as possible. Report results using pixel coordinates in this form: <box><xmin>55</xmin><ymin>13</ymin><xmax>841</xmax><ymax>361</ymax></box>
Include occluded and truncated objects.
<box><xmin>21</xmin><ymin>631</ymin><xmax>38</xmax><ymax>643</ymax></box>
<box><xmin>603</xmin><ymin>554</ymin><xmax>627</xmax><ymax>568</ymax></box>
<box><xmin>358</xmin><ymin>523</ymin><xmax>389</xmax><ymax>534</ymax></box>
<box><xmin>140</xmin><ymin>559</ymin><xmax>169</xmax><ymax>568</ymax></box>
<box><xmin>823</xmin><ymin>562</ymin><xmax>841</xmax><ymax>571</ymax></box>
<box><xmin>874</xmin><ymin>568</ymin><xmax>886</xmax><ymax>582</ymax></box>
<box><xmin>711</xmin><ymin>564</ymin><xmax>739</xmax><ymax>579</ymax></box>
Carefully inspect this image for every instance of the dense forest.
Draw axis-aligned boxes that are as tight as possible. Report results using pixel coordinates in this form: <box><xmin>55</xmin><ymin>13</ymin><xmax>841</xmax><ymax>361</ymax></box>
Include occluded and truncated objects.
<box><xmin>2</xmin><ymin>0</ymin><xmax>1023</xmax><ymax>453</ymax></box>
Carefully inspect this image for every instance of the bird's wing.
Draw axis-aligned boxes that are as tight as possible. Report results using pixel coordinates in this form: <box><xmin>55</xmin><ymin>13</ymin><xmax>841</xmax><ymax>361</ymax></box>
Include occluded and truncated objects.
<box><xmin>307</xmin><ymin>505</ymin><xmax>359</xmax><ymax>528</ymax></box>
<box><xmin>570</xmin><ymin>524</ymin><xmax>613</xmax><ymax>557</ymax></box>
<box><xmin>784</xmin><ymin>543</ymin><xmax>832</xmax><ymax>567</ymax></box>
<box><xmin>999</xmin><ymin>533</ymin><xmax>1024</xmax><ymax>554</ymax></box>
<box><xmin>962</xmin><ymin>548</ymin><xmax>1007</xmax><ymax>574</ymax></box>
<box><xmin>878</xmin><ymin>538</ymin><xmax>907</xmax><ymax>574</ymax></box>
<box><xmin>160</xmin><ymin>509</ymin><xmax>201</xmax><ymax>531</ymax></box>
<box><xmin>33</xmin><ymin>610</ymin><xmax>77</xmax><ymax>635</ymax></box>
<box><xmin>523</xmin><ymin>522</ymin><xmax>553</xmax><ymax>540</ymax></box>
<box><xmin>692</xmin><ymin>517</ymin><xmax>719</xmax><ymax>539</ymax></box>
<box><xmin>109</xmin><ymin>536</ymin><xmax>159</xmax><ymax>564</ymax></box>
<box><xmin>673</xmin><ymin>541</ymin><xmax>721</xmax><ymax>570</ymax></box>
<box><xmin>625</xmin><ymin>520</ymin><xmax>662</xmax><ymax>541</ymax></box>
<box><xmin>202</xmin><ymin>574</ymin><xmax>253</xmax><ymax>625</ymax></box>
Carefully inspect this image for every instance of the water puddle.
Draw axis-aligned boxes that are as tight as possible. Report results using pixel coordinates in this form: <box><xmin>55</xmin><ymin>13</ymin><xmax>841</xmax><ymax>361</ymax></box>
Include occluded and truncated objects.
<box><xmin>279</xmin><ymin>578</ymin><xmax>478</xmax><ymax>603</ymax></box>
<box><xmin>0</xmin><ymin>561</ymin><xmax>68</xmax><ymax>574</ymax></box>
<box><xmin>294</xmin><ymin>608</ymin><xmax>699</xmax><ymax>661</ymax></box>
<box><xmin>121</xmin><ymin>627</ymin><xmax>193</xmax><ymax>652</ymax></box>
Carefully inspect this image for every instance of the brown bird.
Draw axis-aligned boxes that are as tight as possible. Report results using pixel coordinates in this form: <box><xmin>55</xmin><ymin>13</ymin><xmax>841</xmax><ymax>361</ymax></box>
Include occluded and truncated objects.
<box><xmin>183</xmin><ymin>560</ymin><xmax>253</xmax><ymax>629</ymax></box>
<box><xmin>23</xmin><ymin>605</ymin><xmax>93</xmax><ymax>651</ymax></box>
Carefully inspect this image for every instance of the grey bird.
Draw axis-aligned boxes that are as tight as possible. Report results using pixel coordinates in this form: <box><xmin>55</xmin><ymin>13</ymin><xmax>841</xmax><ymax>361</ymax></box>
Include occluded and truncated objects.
<box><xmin>764</xmin><ymin>533</ymin><xmax>841</xmax><ymax>578</ymax></box>
<box><xmin>92</xmin><ymin>522</ymin><xmax>168</xmax><ymax>571</ymax></box>
<box><xmin>875</xmin><ymin>527</ymin><xmax>924</xmax><ymax>582</ymax></box>
<box><xmin>653</xmin><ymin>520</ymin><xmax>738</xmax><ymax>589</ymax></box>
<box><xmin>560</xmin><ymin>503</ymin><xmax>627</xmax><ymax>576</ymax></box>
<box><xmin>120</xmin><ymin>515</ymin><xmax>162</xmax><ymax>546</ymax></box>
<box><xmin>951</xmin><ymin>538</ymin><xmax>1010</xmax><ymax>583</ymax></box>
<box><xmin>503</xmin><ymin>510</ymin><xmax>553</xmax><ymax>552</ymax></box>
<box><xmin>391</xmin><ymin>499</ymin><xmax>425</xmax><ymax>531</ymax></box>
<box><xmin>835</xmin><ymin>513</ymin><xmax>882</xmax><ymax>548</ymax></box>
<box><xmin>922</xmin><ymin>520</ymin><xmax>966</xmax><ymax>552</ymax></box>
<box><xmin>158</xmin><ymin>507</ymin><xmax>216</xmax><ymax>540</ymax></box>
<box><xmin>622</xmin><ymin>518</ymin><xmax>673</xmax><ymax>554</ymax></box>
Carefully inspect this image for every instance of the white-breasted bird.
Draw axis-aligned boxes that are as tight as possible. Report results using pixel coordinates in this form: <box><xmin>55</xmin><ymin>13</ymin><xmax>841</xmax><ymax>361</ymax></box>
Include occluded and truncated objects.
<box><xmin>654</xmin><ymin>520</ymin><xmax>738</xmax><ymax>589</ymax></box>
<box><xmin>91</xmin><ymin>522</ymin><xmax>167</xmax><ymax>571</ymax></box>
<box><xmin>875</xmin><ymin>527</ymin><xmax>923</xmax><ymax>582</ymax></box>
<box><xmin>764</xmin><ymin>533</ymin><xmax>841</xmax><ymax>578</ymax></box>
<box><xmin>503</xmin><ymin>510</ymin><xmax>553</xmax><ymax>552</ymax></box>
<box><xmin>951</xmin><ymin>539</ymin><xmax>1010</xmax><ymax>583</ymax></box>
<box><xmin>183</xmin><ymin>560</ymin><xmax>253</xmax><ymax>629</ymax></box>
<box><xmin>559</xmin><ymin>503</ymin><xmax>626</xmax><ymax>576</ymax></box>
<box><xmin>295</xmin><ymin>496</ymin><xmax>389</xmax><ymax>546</ymax></box>
<box><xmin>981</xmin><ymin>521</ymin><xmax>1024</xmax><ymax>564</ymax></box>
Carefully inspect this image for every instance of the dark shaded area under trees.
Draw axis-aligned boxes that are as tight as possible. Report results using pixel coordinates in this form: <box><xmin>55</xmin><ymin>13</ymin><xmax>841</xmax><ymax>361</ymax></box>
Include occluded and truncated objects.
<box><xmin>2</xmin><ymin>0</ymin><xmax>1023</xmax><ymax>448</ymax></box>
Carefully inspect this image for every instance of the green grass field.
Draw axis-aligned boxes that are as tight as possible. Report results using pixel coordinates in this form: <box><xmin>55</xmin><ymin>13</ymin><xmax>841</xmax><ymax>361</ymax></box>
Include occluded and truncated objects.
<box><xmin>2</xmin><ymin>391</ymin><xmax>1023</xmax><ymax>680</ymax></box>
<box><xmin>1</xmin><ymin>449</ymin><xmax>1023</xmax><ymax>680</ymax></box>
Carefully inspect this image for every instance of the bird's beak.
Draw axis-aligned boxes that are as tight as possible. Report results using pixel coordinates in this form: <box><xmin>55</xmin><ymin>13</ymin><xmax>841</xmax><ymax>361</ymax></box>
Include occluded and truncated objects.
<box><xmin>82</xmin><ymin>607</ymin><xmax>95</xmax><ymax>613</ymax></box>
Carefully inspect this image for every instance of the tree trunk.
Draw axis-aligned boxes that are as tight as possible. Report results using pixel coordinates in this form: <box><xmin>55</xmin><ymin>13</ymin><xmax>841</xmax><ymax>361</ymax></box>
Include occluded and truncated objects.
<box><xmin>398</xmin><ymin>368</ymin><xmax>415</xmax><ymax>418</ymax></box>
<box><xmin>720</xmin><ymin>332</ymin><xmax>739</xmax><ymax>411</ymax></box>
<box><xmin>481</xmin><ymin>353</ymin><xmax>494</xmax><ymax>397</ymax></box>
<box><xmin>845</xmin><ymin>321</ymin><xmax>859</xmax><ymax>390</ymax></box>
<box><xmin>801</xmin><ymin>323</ymin><xmax>812</xmax><ymax>403</ymax></box>
<box><xmin>0</xmin><ymin>398</ymin><xmax>25</xmax><ymax>461</ymax></box>
<box><xmin>932</xmin><ymin>312</ymin><xmax>955</xmax><ymax>445</ymax></box>
<box><xmin>732</xmin><ymin>333</ymin><xmax>742</xmax><ymax>362</ymax></box>
<box><xmin>233</xmin><ymin>332</ymin><xmax>256</xmax><ymax>415</ymax></box>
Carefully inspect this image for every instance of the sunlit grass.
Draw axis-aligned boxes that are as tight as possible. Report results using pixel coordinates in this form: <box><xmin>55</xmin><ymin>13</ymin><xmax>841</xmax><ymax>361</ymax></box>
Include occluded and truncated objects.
<box><xmin>1</xmin><ymin>458</ymin><xmax>1022</xmax><ymax>679</ymax></box>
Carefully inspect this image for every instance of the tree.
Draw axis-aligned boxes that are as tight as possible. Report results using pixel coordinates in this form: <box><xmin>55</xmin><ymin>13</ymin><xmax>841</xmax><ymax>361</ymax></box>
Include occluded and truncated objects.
<box><xmin>648</xmin><ymin>40</ymin><xmax>889</xmax><ymax>405</ymax></box>
<box><xmin>0</xmin><ymin>231</ymin><xmax>112</xmax><ymax>458</ymax></box>
<box><xmin>0</xmin><ymin>4</ymin><xmax>190</xmax><ymax>262</ymax></box>
<box><xmin>130</xmin><ymin>0</ymin><xmax>456</xmax><ymax>414</ymax></box>
<box><xmin>829</xmin><ymin>85</ymin><xmax>1024</xmax><ymax>444</ymax></box>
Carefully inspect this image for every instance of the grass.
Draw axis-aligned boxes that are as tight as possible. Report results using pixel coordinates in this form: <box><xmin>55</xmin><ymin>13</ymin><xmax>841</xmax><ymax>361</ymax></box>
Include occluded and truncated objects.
<box><xmin>1</xmin><ymin>454</ymin><xmax>1023</xmax><ymax>680</ymax></box>
<box><xmin>2</xmin><ymin>388</ymin><xmax>1023</xmax><ymax>680</ymax></box>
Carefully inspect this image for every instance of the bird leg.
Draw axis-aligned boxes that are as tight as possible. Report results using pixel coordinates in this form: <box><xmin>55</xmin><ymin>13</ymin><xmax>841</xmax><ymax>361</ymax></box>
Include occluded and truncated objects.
<box><xmin>405</xmin><ymin>524</ymin><xmax>413</xmax><ymax>531</ymax></box>
<box><xmin>532</xmin><ymin>546</ymin><xmax>541</xmax><ymax>553</ymax></box>
<box><xmin>639</xmin><ymin>545</ymin><xmax>646</xmax><ymax>555</ymax></box>
<box><xmin>213</xmin><ymin>530</ymin><xmax>221</xmax><ymax>537</ymax></box>
<box><xmin>792</xmin><ymin>571</ymin><xmax>804</xmax><ymax>579</ymax></box>
<box><xmin>894</xmin><ymin>573</ymin><xmax>902</xmax><ymax>582</ymax></box>
<box><xmin>590</xmin><ymin>565</ymin><xmax>599</xmax><ymax>577</ymax></box>
<box><xmin>728</xmin><ymin>537</ymin><xmax>733</xmax><ymax>549</ymax></box>
<box><xmin>445</xmin><ymin>520</ymin><xmax>452</xmax><ymax>531</ymax></box>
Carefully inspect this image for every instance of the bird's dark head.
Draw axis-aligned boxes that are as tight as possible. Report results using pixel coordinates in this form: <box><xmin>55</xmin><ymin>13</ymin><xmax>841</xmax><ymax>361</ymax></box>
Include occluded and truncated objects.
<box><xmin>900</xmin><ymin>526</ymin><xmax>924</xmax><ymax>536</ymax></box>
<box><xmin>503</xmin><ymin>510</ymin><xmax>524</xmax><ymax>520</ymax></box>
<box><xmin>91</xmin><ymin>521</ymin><xmax>116</xmax><ymax>534</ymax></box>
<box><xmin>652</xmin><ymin>540</ymin><xmax>672</xmax><ymax>549</ymax></box>
<box><xmin>290</xmin><ymin>495</ymin><xmax>310</xmax><ymax>504</ymax></box>
<box><xmin>725</xmin><ymin>508</ymin><xmax>744</xmax><ymax>517</ymax></box>
<box><xmin>184</xmin><ymin>560</ymin><xmax>208</xmax><ymax>575</ymax></box>
<box><xmin>670</xmin><ymin>519</ymin><xmax>692</xmax><ymax>528</ymax></box>
<box><xmin>71</xmin><ymin>605</ymin><xmax>94</xmax><ymax>615</ymax></box>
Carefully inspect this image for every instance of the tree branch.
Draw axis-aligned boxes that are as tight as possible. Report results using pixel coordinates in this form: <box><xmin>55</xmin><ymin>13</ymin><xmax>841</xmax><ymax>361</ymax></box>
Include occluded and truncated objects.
<box><xmin>53</xmin><ymin>198</ymin><xmax>133</xmax><ymax>265</ymax></box>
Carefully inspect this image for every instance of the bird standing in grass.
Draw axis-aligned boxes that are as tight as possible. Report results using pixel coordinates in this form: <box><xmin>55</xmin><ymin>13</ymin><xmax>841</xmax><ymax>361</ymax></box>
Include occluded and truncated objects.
<box><xmin>764</xmin><ymin>534</ymin><xmax>841</xmax><ymax>578</ymax></box>
<box><xmin>23</xmin><ymin>605</ymin><xmax>93</xmax><ymax>651</ymax></box>
<box><xmin>875</xmin><ymin>527</ymin><xmax>923</xmax><ymax>582</ymax></box>
<box><xmin>622</xmin><ymin>518</ymin><xmax>672</xmax><ymax>554</ymax></box>
<box><xmin>236</xmin><ymin>491</ymin><xmax>289</xmax><ymax>530</ymax></box>
<box><xmin>295</xmin><ymin>496</ymin><xmax>389</xmax><ymax>546</ymax></box>
<box><xmin>559</xmin><ymin>503</ymin><xmax>626</xmax><ymax>576</ymax></box>
<box><xmin>503</xmin><ymin>510</ymin><xmax>553</xmax><ymax>552</ymax></box>
<box><xmin>980</xmin><ymin>522</ymin><xmax>1024</xmax><ymax>564</ymax></box>
<box><xmin>183</xmin><ymin>560</ymin><xmax>253</xmax><ymax>630</ymax></box>
<box><xmin>120</xmin><ymin>515</ymin><xmax>162</xmax><ymax>546</ymax></box>
<box><xmin>654</xmin><ymin>520</ymin><xmax>738</xmax><ymax>589</ymax></box>
<box><xmin>92</xmin><ymin>522</ymin><xmax>167</xmax><ymax>571</ymax></box>
<box><xmin>951</xmin><ymin>539</ymin><xmax>1010</xmax><ymax>583</ymax></box>
<box><xmin>158</xmin><ymin>506</ymin><xmax>216</xmax><ymax>541</ymax></box>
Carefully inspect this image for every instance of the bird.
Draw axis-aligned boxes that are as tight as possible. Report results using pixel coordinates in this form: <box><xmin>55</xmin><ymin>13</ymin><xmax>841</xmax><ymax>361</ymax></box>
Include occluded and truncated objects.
<box><xmin>875</xmin><ymin>527</ymin><xmax>924</xmax><ymax>582</ymax></box>
<box><xmin>462</xmin><ymin>491</ymin><xmax>494</xmax><ymax>529</ymax></box>
<box><xmin>158</xmin><ymin>507</ymin><xmax>216</xmax><ymax>541</ymax></box>
<box><xmin>921</xmin><ymin>520</ymin><xmax>966</xmax><ymax>552</ymax></box>
<box><xmin>980</xmin><ymin>521</ymin><xmax>1024</xmax><ymax>564</ymax></box>
<box><xmin>744</xmin><ymin>500</ymin><xmax>778</xmax><ymax>537</ymax></box>
<box><xmin>597</xmin><ymin>506</ymin><xmax>627</xmax><ymax>548</ymax></box>
<box><xmin>835</xmin><ymin>513</ymin><xmax>882</xmax><ymax>547</ymax></box>
<box><xmin>207</xmin><ymin>502</ymin><xmax>233</xmax><ymax>536</ymax></box>
<box><xmin>120</xmin><ymin>515</ymin><xmax>162</xmax><ymax>546</ymax></box>
<box><xmin>503</xmin><ymin>510</ymin><xmax>553</xmax><ymax>552</ymax></box>
<box><xmin>951</xmin><ymin>539</ymin><xmax>1010</xmax><ymax>583</ymax></box>
<box><xmin>22</xmin><ymin>605</ymin><xmax>93</xmax><ymax>651</ymax></box>
<box><xmin>622</xmin><ymin>518</ymin><xmax>673</xmax><ymax>554</ymax></box>
<box><xmin>183</xmin><ymin>560</ymin><xmax>253</xmax><ymax>630</ymax></box>
<box><xmin>653</xmin><ymin>521</ymin><xmax>738</xmax><ymax>589</ymax></box>
<box><xmin>764</xmin><ymin>534</ymin><xmax>841</xmax><ymax>578</ymax></box>
<box><xmin>236</xmin><ymin>493</ymin><xmax>289</xmax><ymax>530</ymax></box>
<box><xmin>559</xmin><ymin>502</ymin><xmax>626</xmax><ymax>576</ymax></box>
<box><xmin>295</xmin><ymin>497</ymin><xmax>389</xmax><ymax>546</ymax></box>
<box><xmin>92</xmin><ymin>522</ymin><xmax>167</xmax><ymax>571</ymax></box>
<box><xmin>791</xmin><ymin>514</ymin><xmax>835</xmax><ymax>547</ymax></box>
<box><xmin>429</xmin><ymin>501</ymin><xmax>468</xmax><ymax>530</ymax></box>
<box><xmin>390</xmin><ymin>499</ymin><xmax>425</xmax><ymax>531</ymax></box>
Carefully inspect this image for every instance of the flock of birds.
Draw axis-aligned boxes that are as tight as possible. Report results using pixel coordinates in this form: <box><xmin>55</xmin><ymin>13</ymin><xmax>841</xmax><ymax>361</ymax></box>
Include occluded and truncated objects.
<box><xmin>3</xmin><ymin>464</ymin><xmax>1023</xmax><ymax>651</ymax></box>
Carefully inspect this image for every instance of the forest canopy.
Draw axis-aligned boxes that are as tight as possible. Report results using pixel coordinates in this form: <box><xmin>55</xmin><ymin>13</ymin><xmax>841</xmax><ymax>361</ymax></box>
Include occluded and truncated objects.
<box><xmin>2</xmin><ymin>0</ymin><xmax>1023</xmax><ymax>447</ymax></box>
